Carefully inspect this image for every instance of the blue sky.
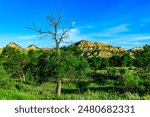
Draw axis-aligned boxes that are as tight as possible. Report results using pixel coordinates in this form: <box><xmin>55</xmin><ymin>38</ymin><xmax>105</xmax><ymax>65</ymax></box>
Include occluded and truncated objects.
<box><xmin>0</xmin><ymin>0</ymin><xmax>150</xmax><ymax>49</ymax></box>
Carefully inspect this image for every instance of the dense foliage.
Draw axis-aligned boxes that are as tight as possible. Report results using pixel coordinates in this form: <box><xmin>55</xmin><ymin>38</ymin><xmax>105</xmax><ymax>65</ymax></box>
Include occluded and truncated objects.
<box><xmin>0</xmin><ymin>44</ymin><xmax>150</xmax><ymax>99</ymax></box>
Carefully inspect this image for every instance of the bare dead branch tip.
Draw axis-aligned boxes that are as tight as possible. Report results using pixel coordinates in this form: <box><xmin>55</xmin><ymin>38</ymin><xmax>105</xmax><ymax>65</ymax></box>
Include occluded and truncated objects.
<box><xmin>28</xmin><ymin>12</ymin><xmax>73</xmax><ymax>54</ymax></box>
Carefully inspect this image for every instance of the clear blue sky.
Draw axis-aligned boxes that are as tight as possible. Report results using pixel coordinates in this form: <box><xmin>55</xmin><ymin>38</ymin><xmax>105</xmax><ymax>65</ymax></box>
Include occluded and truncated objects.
<box><xmin>0</xmin><ymin>0</ymin><xmax>150</xmax><ymax>49</ymax></box>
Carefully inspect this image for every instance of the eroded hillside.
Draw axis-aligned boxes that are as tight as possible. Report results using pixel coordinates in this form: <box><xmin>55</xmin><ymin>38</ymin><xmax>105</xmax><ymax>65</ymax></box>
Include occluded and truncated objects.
<box><xmin>0</xmin><ymin>40</ymin><xmax>138</xmax><ymax>58</ymax></box>
<box><xmin>73</xmin><ymin>40</ymin><xmax>126</xmax><ymax>57</ymax></box>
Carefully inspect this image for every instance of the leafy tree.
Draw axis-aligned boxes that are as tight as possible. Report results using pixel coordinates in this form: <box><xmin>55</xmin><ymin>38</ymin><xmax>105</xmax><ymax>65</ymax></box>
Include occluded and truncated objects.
<box><xmin>133</xmin><ymin>45</ymin><xmax>150</xmax><ymax>94</ymax></box>
<box><xmin>0</xmin><ymin>65</ymin><xmax>13</xmax><ymax>90</ymax></box>
<box><xmin>23</xmin><ymin>50</ymin><xmax>43</xmax><ymax>83</ymax></box>
<box><xmin>36</xmin><ymin>51</ymin><xmax>89</xmax><ymax>95</ymax></box>
<box><xmin>62</xmin><ymin>45</ymin><xmax>83</xmax><ymax>56</ymax></box>
<box><xmin>121</xmin><ymin>53</ymin><xmax>134</xmax><ymax>67</ymax></box>
<box><xmin>101</xmin><ymin>58</ymin><xmax>109</xmax><ymax>68</ymax></box>
<box><xmin>88</xmin><ymin>56</ymin><xmax>102</xmax><ymax>71</ymax></box>
<box><xmin>109</xmin><ymin>53</ymin><xmax>134</xmax><ymax>67</ymax></box>
<box><xmin>109</xmin><ymin>55</ymin><xmax>121</xmax><ymax>67</ymax></box>
<box><xmin>134</xmin><ymin>44</ymin><xmax>150</xmax><ymax>72</ymax></box>
<box><xmin>1</xmin><ymin>46</ymin><xmax>29</xmax><ymax>81</ymax></box>
<box><xmin>120</xmin><ymin>71</ymin><xmax>141</xmax><ymax>92</ymax></box>
<box><xmin>121</xmin><ymin>55</ymin><xmax>128</xmax><ymax>67</ymax></box>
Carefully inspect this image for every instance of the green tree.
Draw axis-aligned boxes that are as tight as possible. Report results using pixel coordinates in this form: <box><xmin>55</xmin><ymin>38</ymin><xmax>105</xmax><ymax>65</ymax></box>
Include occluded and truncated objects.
<box><xmin>36</xmin><ymin>50</ymin><xmax>89</xmax><ymax>96</ymax></box>
<box><xmin>101</xmin><ymin>58</ymin><xmax>109</xmax><ymax>68</ymax></box>
<box><xmin>134</xmin><ymin>45</ymin><xmax>150</xmax><ymax>94</ymax></box>
<box><xmin>88</xmin><ymin>56</ymin><xmax>102</xmax><ymax>71</ymax></box>
<box><xmin>121</xmin><ymin>53</ymin><xmax>134</xmax><ymax>67</ymax></box>
<box><xmin>1</xmin><ymin>46</ymin><xmax>29</xmax><ymax>81</ymax></box>
<box><xmin>120</xmin><ymin>71</ymin><xmax>141</xmax><ymax>92</ymax></box>
<box><xmin>0</xmin><ymin>65</ymin><xmax>13</xmax><ymax>90</ymax></box>
<box><xmin>23</xmin><ymin>50</ymin><xmax>43</xmax><ymax>83</ymax></box>
<box><xmin>62</xmin><ymin>45</ymin><xmax>83</xmax><ymax>56</ymax></box>
<box><xmin>134</xmin><ymin>44</ymin><xmax>150</xmax><ymax>72</ymax></box>
<box><xmin>109</xmin><ymin>55</ymin><xmax>121</xmax><ymax>67</ymax></box>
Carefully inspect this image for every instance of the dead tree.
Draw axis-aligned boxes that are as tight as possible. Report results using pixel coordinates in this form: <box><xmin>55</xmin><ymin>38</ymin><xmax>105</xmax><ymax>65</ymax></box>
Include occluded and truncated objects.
<box><xmin>28</xmin><ymin>12</ymin><xmax>73</xmax><ymax>54</ymax></box>
<box><xmin>28</xmin><ymin>12</ymin><xmax>73</xmax><ymax>96</ymax></box>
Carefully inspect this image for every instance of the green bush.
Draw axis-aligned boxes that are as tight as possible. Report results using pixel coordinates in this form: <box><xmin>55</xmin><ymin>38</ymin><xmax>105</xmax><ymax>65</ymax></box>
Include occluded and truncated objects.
<box><xmin>75</xmin><ymin>81</ymin><xmax>89</xmax><ymax>93</ymax></box>
<box><xmin>122</xmin><ymin>92</ymin><xmax>141</xmax><ymax>100</ymax></box>
<box><xmin>0</xmin><ymin>65</ymin><xmax>14</xmax><ymax>90</ymax></box>
<box><xmin>120</xmin><ymin>71</ymin><xmax>141</xmax><ymax>92</ymax></box>
<box><xmin>0</xmin><ymin>65</ymin><xmax>9</xmax><ymax>79</ymax></box>
<box><xmin>105</xmin><ymin>80</ymin><xmax>118</xmax><ymax>86</ymax></box>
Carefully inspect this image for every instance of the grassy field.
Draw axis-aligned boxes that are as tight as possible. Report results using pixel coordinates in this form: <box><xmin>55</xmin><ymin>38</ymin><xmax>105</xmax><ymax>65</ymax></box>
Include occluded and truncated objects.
<box><xmin>0</xmin><ymin>81</ymin><xmax>150</xmax><ymax>100</ymax></box>
<box><xmin>0</xmin><ymin>66</ymin><xmax>149</xmax><ymax>100</ymax></box>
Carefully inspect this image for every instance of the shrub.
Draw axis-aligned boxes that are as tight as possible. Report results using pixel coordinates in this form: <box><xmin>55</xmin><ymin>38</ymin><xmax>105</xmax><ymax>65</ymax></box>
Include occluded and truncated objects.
<box><xmin>105</xmin><ymin>80</ymin><xmax>118</xmax><ymax>86</ymax></box>
<box><xmin>122</xmin><ymin>92</ymin><xmax>141</xmax><ymax>100</ymax></box>
<box><xmin>89</xmin><ymin>71</ymin><xmax>106</xmax><ymax>85</ymax></box>
<box><xmin>136</xmin><ymin>72</ymin><xmax>150</xmax><ymax>94</ymax></box>
<box><xmin>75</xmin><ymin>81</ymin><xmax>89</xmax><ymax>93</ymax></box>
<box><xmin>120</xmin><ymin>71</ymin><xmax>141</xmax><ymax>92</ymax></box>
<box><xmin>0</xmin><ymin>65</ymin><xmax>14</xmax><ymax>90</ymax></box>
<box><xmin>0</xmin><ymin>65</ymin><xmax>9</xmax><ymax>79</ymax></box>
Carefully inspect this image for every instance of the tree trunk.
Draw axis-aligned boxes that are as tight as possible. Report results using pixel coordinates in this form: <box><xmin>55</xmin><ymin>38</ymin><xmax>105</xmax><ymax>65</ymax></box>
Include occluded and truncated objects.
<box><xmin>56</xmin><ymin>42</ymin><xmax>60</xmax><ymax>55</ymax></box>
<box><xmin>21</xmin><ymin>67</ymin><xmax>26</xmax><ymax>82</ymax></box>
<box><xmin>22</xmin><ymin>72</ymin><xmax>26</xmax><ymax>82</ymax></box>
<box><xmin>57</xmin><ymin>47</ymin><xmax>60</xmax><ymax>55</ymax></box>
<box><xmin>56</xmin><ymin>79</ymin><xmax>62</xmax><ymax>96</ymax></box>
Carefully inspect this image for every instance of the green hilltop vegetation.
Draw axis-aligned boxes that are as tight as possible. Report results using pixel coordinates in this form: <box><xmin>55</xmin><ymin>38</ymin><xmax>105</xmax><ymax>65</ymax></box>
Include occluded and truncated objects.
<box><xmin>0</xmin><ymin>40</ymin><xmax>149</xmax><ymax>100</ymax></box>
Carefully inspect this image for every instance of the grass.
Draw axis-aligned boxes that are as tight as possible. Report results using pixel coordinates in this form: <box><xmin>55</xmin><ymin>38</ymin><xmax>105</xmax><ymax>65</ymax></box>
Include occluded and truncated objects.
<box><xmin>1</xmin><ymin>88</ymin><xmax>149</xmax><ymax>100</ymax></box>
<box><xmin>0</xmin><ymin>67</ymin><xmax>149</xmax><ymax>100</ymax></box>
<box><xmin>0</xmin><ymin>81</ymin><xmax>150</xmax><ymax>100</ymax></box>
<box><xmin>0</xmin><ymin>89</ymin><xmax>40</xmax><ymax>100</ymax></box>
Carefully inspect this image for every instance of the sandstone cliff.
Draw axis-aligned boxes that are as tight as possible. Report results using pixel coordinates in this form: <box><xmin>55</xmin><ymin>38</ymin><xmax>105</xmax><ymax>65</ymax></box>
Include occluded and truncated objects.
<box><xmin>73</xmin><ymin>40</ymin><xmax>126</xmax><ymax>57</ymax></box>
<box><xmin>7</xmin><ymin>42</ymin><xmax>24</xmax><ymax>51</ymax></box>
<box><xmin>25</xmin><ymin>45</ymin><xmax>40</xmax><ymax>51</ymax></box>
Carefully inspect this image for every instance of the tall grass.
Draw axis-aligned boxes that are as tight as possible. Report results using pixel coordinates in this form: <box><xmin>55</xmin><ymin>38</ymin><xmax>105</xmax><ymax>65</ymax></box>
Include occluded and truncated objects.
<box><xmin>0</xmin><ymin>85</ymin><xmax>150</xmax><ymax>100</ymax></box>
<box><xmin>0</xmin><ymin>89</ymin><xmax>40</xmax><ymax>100</ymax></box>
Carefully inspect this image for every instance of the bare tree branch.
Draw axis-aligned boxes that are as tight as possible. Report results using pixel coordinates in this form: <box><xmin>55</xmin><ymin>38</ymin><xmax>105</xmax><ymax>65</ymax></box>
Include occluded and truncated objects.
<box><xmin>59</xmin><ymin>27</ymin><xmax>73</xmax><ymax>44</ymax></box>
<box><xmin>28</xmin><ymin>11</ymin><xmax>73</xmax><ymax>54</ymax></box>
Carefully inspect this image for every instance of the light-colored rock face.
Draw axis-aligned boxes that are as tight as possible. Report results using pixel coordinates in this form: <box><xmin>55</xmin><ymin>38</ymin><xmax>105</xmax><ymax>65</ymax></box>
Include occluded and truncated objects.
<box><xmin>4</xmin><ymin>42</ymin><xmax>53</xmax><ymax>52</ymax></box>
<box><xmin>25</xmin><ymin>45</ymin><xmax>40</xmax><ymax>51</ymax></box>
<box><xmin>130</xmin><ymin>47</ymin><xmax>143</xmax><ymax>53</ymax></box>
<box><xmin>1</xmin><ymin>41</ymin><xmax>126</xmax><ymax>58</ymax></box>
<box><xmin>74</xmin><ymin>40</ymin><xmax>126</xmax><ymax>58</ymax></box>
<box><xmin>8</xmin><ymin>42</ymin><xmax>24</xmax><ymax>51</ymax></box>
<box><xmin>6</xmin><ymin>42</ymin><xmax>53</xmax><ymax>51</ymax></box>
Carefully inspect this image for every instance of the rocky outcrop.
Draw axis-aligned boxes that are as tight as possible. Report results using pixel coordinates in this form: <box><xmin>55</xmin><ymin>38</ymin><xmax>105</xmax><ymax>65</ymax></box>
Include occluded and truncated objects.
<box><xmin>73</xmin><ymin>40</ymin><xmax>126</xmax><ymax>58</ymax></box>
<box><xmin>129</xmin><ymin>47</ymin><xmax>143</xmax><ymax>53</ymax></box>
<box><xmin>1</xmin><ymin>40</ymin><xmax>127</xmax><ymax>57</ymax></box>
<box><xmin>7</xmin><ymin>42</ymin><xmax>24</xmax><ymax>51</ymax></box>
<box><xmin>25</xmin><ymin>45</ymin><xmax>40</xmax><ymax>51</ymax></box>
<box><xmin>6</xmin><ymin>42</ymin><xmax>53</xmax><ymax>52</ymax></box>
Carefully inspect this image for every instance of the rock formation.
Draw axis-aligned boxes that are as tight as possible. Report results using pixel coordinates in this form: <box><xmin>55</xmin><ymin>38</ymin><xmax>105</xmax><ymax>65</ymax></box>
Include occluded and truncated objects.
<box><xmin>0</xmin><ymin>40</ymin><xmax>127</xmax><ymax>58</ymax></box>
<box><xmin>73</xmin><ymin>40</ymin><xmax>126</xmax><ymax>57</ymax></box>
<box><xmin>25</xmin><ymin>45</ymin><xmax>40</xmax><ymax>51</ymax></box>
